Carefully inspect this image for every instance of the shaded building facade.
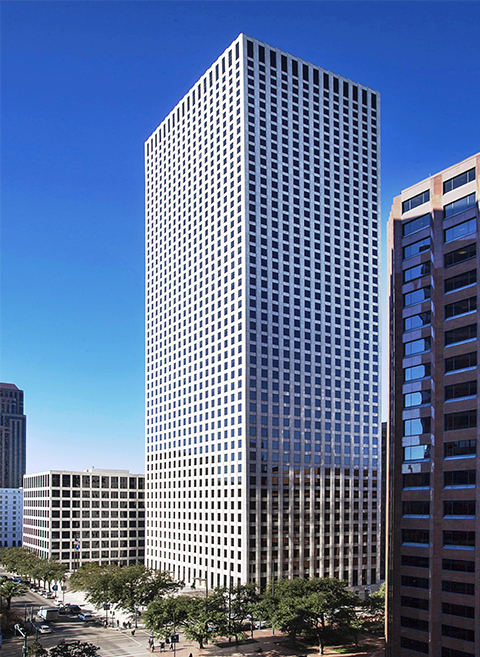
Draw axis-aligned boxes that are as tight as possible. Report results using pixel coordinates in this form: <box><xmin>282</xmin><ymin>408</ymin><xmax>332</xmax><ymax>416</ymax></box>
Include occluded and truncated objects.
<box><xmin>0</xmin><ymin>383</ymin><xmax>26</xmax><ymax>488</ymax></box>
<box><xmin>387</xmin><ymin>154</ymin><xmax>480</xmax><ymax>656</ymax></box>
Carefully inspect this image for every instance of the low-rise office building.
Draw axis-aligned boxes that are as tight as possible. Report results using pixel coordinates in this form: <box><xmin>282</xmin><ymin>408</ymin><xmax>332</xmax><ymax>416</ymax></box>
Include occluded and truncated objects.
<box><xmin>23</xmin><ymin>468</ymin><xmax>145</xmax><ymax>569</ymax></box>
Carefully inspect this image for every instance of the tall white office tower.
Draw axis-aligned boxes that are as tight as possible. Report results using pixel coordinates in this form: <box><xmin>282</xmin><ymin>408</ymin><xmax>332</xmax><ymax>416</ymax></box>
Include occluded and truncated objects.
<box><xmin>145</xmin><ymin>35</ymin><xmax>380</xmax><ymax>592</ymax></box>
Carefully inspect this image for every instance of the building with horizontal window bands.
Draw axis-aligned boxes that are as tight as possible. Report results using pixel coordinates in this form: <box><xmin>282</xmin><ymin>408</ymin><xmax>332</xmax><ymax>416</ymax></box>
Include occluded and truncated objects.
<box><xmin>145</xmin><ymin>34</ymin><xmax>381</xmax><ymax>592</ymax></box>
<box><xmin>22</xmin><ymin>469</ymin><xmax>145</xmax><ymax>569</ymax></box>
<box><xmin>0</xmin><ymin>383</ymin><xmax>26</xmax><ymax>489</ymax></box>
<box><xmin>0</xmin><ymin>487</ymin><xmax>23</xmax><ymax>547</ymax></box>
<box><xmin>387</xmin><ymin>153</ymin><xmax>480</xmax><ymax>657</ymax></box>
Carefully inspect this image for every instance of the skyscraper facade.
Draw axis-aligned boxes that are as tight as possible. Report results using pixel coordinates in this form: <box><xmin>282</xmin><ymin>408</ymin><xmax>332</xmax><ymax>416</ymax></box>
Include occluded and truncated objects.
<box><xmin>145</xmin><ymin>34</ymin><xmax>381</xmax><ymax>592</ymax></box>
<box><xmin>387</xmin><ymin>153</ymin><xmax>480</xmax><ymax>656</ymax></box>
<box><xmin>0</xmin><ymin>383</ymin><xmax>26</xmax><ymax>488</ymax></box>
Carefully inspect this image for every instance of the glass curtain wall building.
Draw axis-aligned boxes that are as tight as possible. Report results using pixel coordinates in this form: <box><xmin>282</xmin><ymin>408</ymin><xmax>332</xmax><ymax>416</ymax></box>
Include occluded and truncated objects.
<box><xmin>145</xmin><ymin>34</ymin><xmax>381</xmax><ymax>591</ymax></box>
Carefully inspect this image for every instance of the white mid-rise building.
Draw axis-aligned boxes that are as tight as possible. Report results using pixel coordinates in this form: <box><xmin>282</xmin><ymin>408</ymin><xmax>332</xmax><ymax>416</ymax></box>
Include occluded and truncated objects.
<box><xmin>23</xmin><ymin>469</ymin><xmax>145</xmax><ymax>569</ymax></box>
<box><xmin>145</xmin><ymin>34</ymin><xmax>381</xmax><ymax>592</ymax></box>
<box><xmin>0</xmin><ymin>487</ymin><xmax>23</xmax><ymax>547</ymax></box>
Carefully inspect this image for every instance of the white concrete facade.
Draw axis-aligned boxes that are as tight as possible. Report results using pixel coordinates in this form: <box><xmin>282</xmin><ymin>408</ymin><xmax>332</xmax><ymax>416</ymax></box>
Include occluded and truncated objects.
<box><xmin>145</xmin><ymin>34</ymin><xmax>380</xmax><ymax>591</ymax></box>
<box><xmin>0</xmin><ymin>487</ymin><xmax>23</xmax><ymax>547</ymax></box>
<box><xmin>23</xmin><ymin>469</ymin><xmax>145</xmax><ymax>569</ymax></box>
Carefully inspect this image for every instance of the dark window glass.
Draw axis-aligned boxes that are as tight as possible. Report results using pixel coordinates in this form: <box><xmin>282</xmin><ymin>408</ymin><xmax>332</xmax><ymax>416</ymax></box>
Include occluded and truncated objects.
<box><xmin>401</xmin><ymin>555</ymin><xmax>429</xmax><ymax>568</ymax></box>
<box><xmin>445</xmin><ymin>351</ymin><xmax>477</xmax><ymax>373</ymax></box>
<box><xmin>441</xmin><ymin>624</ymin><xmax>475</xmax><ymax>642</ymax></box>
<box><xmin>401</xmin><ymin>575</ymin><xmax>429</xmax><ymax>589</ymax></box>
<box><xmin>444</xmin><ymin>242</ymin><xmax>476</xmax><ymax>268</ymax></box>
<box><xmin>403</xmin><ymin>237</ymin><xmax>430</xmax><ymax>260</ymax></box>
<box><xmin>400</xmin><ymin>637</ymin><xmax>429</xmax><ymax>654</ymax></box>
<box><xmin>62</xmin><ymin>475</ymin><xmax>71</xmax><ymax>487</ymax></box>
<box><xmin>443</xmin><ymin>530</ymin><xmax>475</xmax><ymax>548</ymax></box>
<box><xmin>401</xmin><ymin>596</ymin><xmax>429</xmax><ymax>611</ymax></box>
<box><xmin>401</xmin><ymin>616</ymin><xmax>429</xmax><ymax>632</ymax></box>
<box><xmin>402</xmin><ymin>190</ymin><xmax>430</xmax><ymax>213</ymax></box>
<box><xmin>444</xmin><ymin>409</ymin><xmax>477</xmax><ymax>431</ymax></box>
<box><xmin>404</xmin><ymin>261</ymin><xmax>431</xmax><ymax>283</ymax></box>
<box><xmin>444</xmin><ymin>324</ymin><xmax>477</xmax><ymax>346</ymax></box>
<box><xmin>444</xmin><ymin>269</ymin><xmax>477</xmax><ymax>293</ymax></box>
<box><xmin>52</xmin><ymin>474</ymin><xmax>60</xmax><ymax>487</ymax></box>
<box><xmin>444</xmin><ymin>500</ymin><xmax>476</xmax><ymax>517</ymax></box>
<box><xmin>441</xmin><ymin>602</ymin><xmax>474</xmax><ymax>619</ymax></box>
<box><xmin>442</xmin><ymin>648</ymin><xmax>475</xmax><ymax>657</ymax></box>
<box><xmin>403</xmin><ymin>501</ymin><xmax>430</xmax><ymax>516</ymax></box>
<box><xmin>444</xmin><ymin>439</ymin><xmax>477</xmax><ymax>458</ymax></box>
<box><xmin>402</xmin><ymin>528</ymin><xmax>430</xmax><ymax>544</ymax></box>
<box><xmin>445</xmin><ymin>296</ymin><xmax>477</xmax><ymax>319</ymax></box>
<box><xmin>443</xmin><ymin>168</ymin><xmax>476</xmax><ymax>193</ymax></box>
<box><xmin>442</xmin><ymin>557</ymin><xmax>475</xmax><ymax>573</ymax></box>
<box><xmin>403</xmin><ymin>472</ymin><xmax>430</xmax><ymax>488</ymax></box>
<box><xmin>72</xmin><ymin>475</ymin><xmax>80</xmax><ymax>488</ymax></box>
<box><xmin>445</xmin><ymin>380</ymin><xmax>477</xmax><ymax>400</ymax></box>
<box><xmin>403</xmin><ymin>213</ymin><xmax>430</xmax><ymax>237</ymax></box>
<box><xmin>442</xmin><ymin>580</ymin><xmax>475</xmax><ymax>595</ymax></box>
<box><xmin>444</xmin><ymin>470</ymin><xmax>476</xmax><ymax>487</ymax></box>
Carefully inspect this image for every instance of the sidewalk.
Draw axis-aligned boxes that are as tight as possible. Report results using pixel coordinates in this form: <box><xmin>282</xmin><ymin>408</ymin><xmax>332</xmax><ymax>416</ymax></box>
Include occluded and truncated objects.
<box><xmin>54</xmin><ymin>585</ymin><xmax>140</xmax><ymax>630</ymax></box>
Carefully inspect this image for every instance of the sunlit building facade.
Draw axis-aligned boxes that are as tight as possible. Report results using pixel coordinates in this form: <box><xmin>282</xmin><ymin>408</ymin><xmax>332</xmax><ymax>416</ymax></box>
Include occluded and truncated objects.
<box><xmin>145</xmin><ymin>34</ymin><xmax>381</xmax><ymax>592</ymax></box>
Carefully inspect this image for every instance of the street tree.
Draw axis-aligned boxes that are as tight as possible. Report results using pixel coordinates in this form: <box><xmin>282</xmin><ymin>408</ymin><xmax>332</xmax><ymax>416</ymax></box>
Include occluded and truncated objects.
<box><xmin>69</xmin><ymin>563</ymin><xmax>119</xmax><ymax>608</ymax></box>
<box><xmin>27</xmin><ymin>641</ymin><xmax>48</xmax><ymax>656</ymax></box>
<box><xmin>48</xmin><ymin>640</ymin><xmax>99</xmax><ymax>657</ymax></box>
<box><xmin>111</xmin><ymin>564</ymin><xmax>179</xmax><ymax>613</ymax></box>
<box><xmin>144</xmin><ymin>594</ymin><xmax>224</xmax><ymax>649</ymax></box>
<box><xmin>0</xmin><ymin>580</ymin><xmax>28</xmax><ymax>609</ymax></box>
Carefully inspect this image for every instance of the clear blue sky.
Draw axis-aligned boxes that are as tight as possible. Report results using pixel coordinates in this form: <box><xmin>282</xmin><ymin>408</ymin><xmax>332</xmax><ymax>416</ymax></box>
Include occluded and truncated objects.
<box><xmin>2</xmin><ymin>1</ymin><xmax>479</xmax><ymax>475</ymax></box>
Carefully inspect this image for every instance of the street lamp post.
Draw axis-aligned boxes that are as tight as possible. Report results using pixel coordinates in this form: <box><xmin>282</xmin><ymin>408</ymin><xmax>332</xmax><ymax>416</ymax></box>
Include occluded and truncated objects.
<box><xmin>15</xmin><ymin>625</ymin><xmax>27</xmax><ymax>657</ymax></box>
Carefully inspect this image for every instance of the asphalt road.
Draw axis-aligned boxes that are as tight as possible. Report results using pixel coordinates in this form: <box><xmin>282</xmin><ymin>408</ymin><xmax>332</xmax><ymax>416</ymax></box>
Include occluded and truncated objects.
<box><xmin>3</xmin><ymin>586</ymin><xmax>158</xmax><ymax>657</ymax></box>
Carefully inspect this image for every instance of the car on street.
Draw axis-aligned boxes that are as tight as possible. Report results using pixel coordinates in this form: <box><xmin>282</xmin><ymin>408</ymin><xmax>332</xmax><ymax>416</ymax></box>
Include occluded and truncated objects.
<box><xmin>78</xmin><ymin>613</ymin><xmax>94</xmax><ymax>621</ymax></box>
<box><xmin>63</xmin><ymin>605</ymin><xmax>82</xmax><ymax>615</ymax></box>
<box><xmin>43</xmin><ymin>592</ymin><xmax>55</xmax><ymax>599</ymax></box>
<box><xmin>38</xmin><ymin>624</ymin><xmax>52</xmax><ymax>634</ymax></box>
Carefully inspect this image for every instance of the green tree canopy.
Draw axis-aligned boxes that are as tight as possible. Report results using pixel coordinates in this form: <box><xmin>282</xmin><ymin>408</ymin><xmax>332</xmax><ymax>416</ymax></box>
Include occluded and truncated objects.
<box><xmin>262</xmin><ymin>578</ymin><xmax>361</xmax><ymax>654</ymax></box>
<box><xmin>48</xmin><ymin>640</ymin><xmax>99</xmax><ymax>657</ymax></box>
<box><xmin>27</xmin><ymin>641</ymin><xmax>49</xmax><ymax>657</ymax></box>
<box><xmin>70</xmin><ymin>563</ymin><xmax>180</xmax><ymax>614</ymax></box>
<box><xmin>0</xmin><ymin>580</ymin><xmax>28</xmax><ymax>609</ymax></box>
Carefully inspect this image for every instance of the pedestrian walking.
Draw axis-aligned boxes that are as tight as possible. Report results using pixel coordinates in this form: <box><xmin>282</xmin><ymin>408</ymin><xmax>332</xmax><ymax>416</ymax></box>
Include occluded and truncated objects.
<box><xmin>131</xmin><ymin>629</ymin><xmax>136</xmax><ymax>637</ymax></box>
<box><xmin>151</xmin><ymin>645</ymin><xmax>155</xmax><ymax>653</ymax></box>
<box><xmin>117</xmin><ymin>619</ymin><xmax>119</xmax><ymax>628</ymax></box>
<box><xmin>160</xmin><ymin>641</ymin><xmax>165</xmax><ymax>652</ymax></box>
<box><xmin>169</xmin><ymin>642</ymin><xmax>174</xmax><ymax>651</ymax></box>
